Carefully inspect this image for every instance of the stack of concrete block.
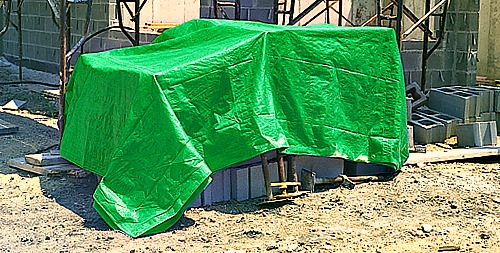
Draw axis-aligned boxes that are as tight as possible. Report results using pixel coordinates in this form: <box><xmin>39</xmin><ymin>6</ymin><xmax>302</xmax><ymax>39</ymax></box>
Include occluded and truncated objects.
<box><xmin>456</xmin><ymin>121</ymin><xmax>498</xmax><ymax>147</ymax></box>
<box><xmin>190</xmin><ymin>155</ymin><xmax>344</xmax><ymax>207</ymax></box>
<box><xmin>415</xmin><ymin>107</ymin><xmax>462</xmax><ymax>138</ymax></box>
<box><xmin>454</xmin><ymin>86</ymin><xmax>496</xmax><ymax>121</ymax></box>
<box><xmin>428</xmin><ymin>87</ymin><xmax>480</xmax><ymax>120</ymax></box>
<box><xmin>409</xmin><ymin>114</ymin><xmax>446</xmax><ymax>144</ymax></box>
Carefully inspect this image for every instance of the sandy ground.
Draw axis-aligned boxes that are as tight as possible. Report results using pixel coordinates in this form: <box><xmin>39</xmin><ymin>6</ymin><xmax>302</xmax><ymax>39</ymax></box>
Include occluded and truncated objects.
<box><xmin>0</xmin><ymin>59</ymin><xmax>499</xmax><ymax>253</ymax></box>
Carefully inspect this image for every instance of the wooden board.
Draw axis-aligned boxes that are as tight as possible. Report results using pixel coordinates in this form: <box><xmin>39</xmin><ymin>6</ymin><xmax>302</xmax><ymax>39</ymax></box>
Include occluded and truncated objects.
<box><xmin>0</xmin><ymin>119</ymin><xmax>19</xmax><ymax>135</ymax></box>
<box><xmin>25</xmin><ymin>153</ymin><xmax>69</xmax><ymax>166</ymax></box>
<box><xmin>405</xmin><ymin>147</ymin><xmax>500</xmax><ymax>165</ymax></box>
<box><xmin>8</xmin><ymin>157</ymin><xmax>80</xmax><ymax>176</ymax></box>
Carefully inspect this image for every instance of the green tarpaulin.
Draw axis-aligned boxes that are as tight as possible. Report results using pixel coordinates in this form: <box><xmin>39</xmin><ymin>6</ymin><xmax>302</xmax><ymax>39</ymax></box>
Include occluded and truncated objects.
<box><xmin>60</xmin><ymin>19</ymin><xmax>408</xmax><ymax>237</ymax></box>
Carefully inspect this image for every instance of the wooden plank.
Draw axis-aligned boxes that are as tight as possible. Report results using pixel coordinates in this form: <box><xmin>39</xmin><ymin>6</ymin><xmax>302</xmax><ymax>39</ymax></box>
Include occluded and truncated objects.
<box><xmin>24</xmin><ymin>153</ymin><xmax>69</xmax><ymax>166</ymax></box>
<box><xmin>0</xmin><ymin>119</ymin><xmax>19</xmax><ymax>135</ymax></box>
<box><xmin>8</xmin><ymin>157</ymin><xmax>80</xmax><ymax>176</ymax></box>
<box><xmin>405</xmin><ymin>147</ymin><xmax>500</xmax><ymax>165</ymax></box>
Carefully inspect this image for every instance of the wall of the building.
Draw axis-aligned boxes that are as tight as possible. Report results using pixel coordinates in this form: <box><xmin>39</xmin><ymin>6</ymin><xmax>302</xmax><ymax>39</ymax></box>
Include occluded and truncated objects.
<box><xmin>0</xmin><ymin>0</ymin><xmax>483</xmax><ymax>86</ymax></box>
<box><xmin>478</xmin><ymin>0</ymin><xmax>500</xmax><ymax>80</ymax></box>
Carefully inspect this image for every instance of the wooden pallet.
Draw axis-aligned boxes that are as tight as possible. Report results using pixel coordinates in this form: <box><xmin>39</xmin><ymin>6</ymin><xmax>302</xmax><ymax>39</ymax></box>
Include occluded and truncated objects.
<box><xmin>0</xmin><ymin>119</ymin><xmax>19</xmax><ymax>135</ymax></box>
<box><xmin>405</xmin><ymin>147</ymin><xmax>500</xmax><ymax>165</ymax></box>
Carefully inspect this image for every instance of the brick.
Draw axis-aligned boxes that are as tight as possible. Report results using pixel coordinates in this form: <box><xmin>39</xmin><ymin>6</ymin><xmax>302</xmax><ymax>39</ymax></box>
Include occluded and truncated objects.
<box><xmin>410</xmin><ymin>115</ymin><xmax>446</xmax><ymax>144</ymax></box>
<box><xmin>343</xmin><ymin>160</ymin><xmax>395</xmax><ymax>176</ymax></box>
<box><xmin>456</xmin><ymin>121</ymin><xmax>497</xmax><ymax>147</ymax></box>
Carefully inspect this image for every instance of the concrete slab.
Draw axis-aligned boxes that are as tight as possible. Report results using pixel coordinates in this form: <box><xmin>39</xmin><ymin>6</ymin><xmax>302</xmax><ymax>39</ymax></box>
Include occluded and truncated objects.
<box><xmin>8</xmin><ymin>157</ymin><xmax>79</xmax><ymax>176</ymax></box>
<box><xmin>25</xmin><ymin>153</ymin><xmax>69</xmax><ymax>166</ymax></box>
<box><xmin>456</xmin><ymin>121</ymin><xmax>497</xmax><ymax>147</ymax></box>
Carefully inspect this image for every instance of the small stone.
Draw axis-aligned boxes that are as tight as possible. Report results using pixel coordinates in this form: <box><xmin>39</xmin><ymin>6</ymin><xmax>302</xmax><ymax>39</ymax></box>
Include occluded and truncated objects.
<box><xmin>288</xmin><ymin>244</ymin><xmax>299</xmax><ymax>252</ymax></box>
<box><xmin>480</xmin><ymin>232</ymin><xmax>491</xmax><ymax>240</ymax></box>
<box><xmin>45</xmin><ymin>236</ymin><xmax>50</xmax><ymax>240</ymax></box>
<box><xmin>421</xmin><ymin>224</ymin><xmax>432</xmax><ymax>233</ymax></box>
<box><xmin>492</xmin><ymin>198</ymin><xmax>500</xmax><ymax>204</ymax></box>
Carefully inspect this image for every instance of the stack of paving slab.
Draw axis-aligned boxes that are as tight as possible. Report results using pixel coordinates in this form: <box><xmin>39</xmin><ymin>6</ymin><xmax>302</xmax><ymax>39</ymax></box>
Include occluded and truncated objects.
<box><xmin>8</xmin><ymin>150</ymin><xmax>81</xmax><ymax>176</ymax></box>
<box><xmin>412</xmin><ymin>85</ymin><xmax>500</xmax><ymax>146</ymax></box>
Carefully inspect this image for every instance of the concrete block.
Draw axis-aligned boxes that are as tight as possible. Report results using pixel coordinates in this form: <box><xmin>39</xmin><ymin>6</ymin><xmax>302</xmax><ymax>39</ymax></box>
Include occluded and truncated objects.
<box><xmin>456</xmin><ymin>121</ymin><xmax>497</xmax><ymax>147</ymax></box>
<box><xmin>408</xmin><ymin>125</ymin><xmax>414</xmax><ymax>150</ymax></box>
<box><xmin>406</xmin><ymin>97</ymin><xmax>412</xmax><ymax>121</ymax></box>
<box><xmin>480</xmin><ymin>112</ymin><xmax>495</xmax><ymax>122</ymax></box>
<box><xmin>415</xmin><ymin>107</ymin><xmax>462</xmax><ymax>138</ymax></box>
<box><xmin>249</xmin><ymin>8</ymin><xmax>273</xmax><ymax>23</ymax></box>
<box><xmin>496</xmin><ymin>113</ymin><xmax>500</xmax><ymax>134</ymax></box>
<box><xmin>210</xmin><ymin>169</ymin><xmax>231</xmax><ymax>203</ymax></box>
<box><xmin>201</xmin><ymin>181</ymin><xmax>213</xmax><ymax>206</ymax></box>
<box><xmin>295</xmin><ymin>156</ymin><xmax>344</xmax><ymax>179</ymax></box>
<box><xmin>230</xmin><ymin>167</ymin><xmax>249</xmax><ymax>201</ymax></box>
<box><xmin>428</xmin><ymin>87</ymin><xmax>480</xmax><ymax>119</ymax></box>
<box><xmin>401</xmin><ymin>51</ymin><xmax>422</xmax><ymax>71</ymax></box>
<box><xmin>410</xmin><ymin>114</ymin><xmax>446</xmax><ymax>144</ymax></box>
<box><xmin>343</xmin><ymin>160</ymin><xmax>395</xmax><ymax>176</ymax></box>
<box><xmin>189</xmin><ymin>194</ymin><xmax>202</xmax><ymax>208</ymax></box>
<box><xmin>456</xmin><ymin>86</ymin><xmax>494</xmax><ymax>113</ymax></box>
<box><xmin>249</xmin><ymin>166</ymin><xmax>265</xmax><ymax>198</ymax></box>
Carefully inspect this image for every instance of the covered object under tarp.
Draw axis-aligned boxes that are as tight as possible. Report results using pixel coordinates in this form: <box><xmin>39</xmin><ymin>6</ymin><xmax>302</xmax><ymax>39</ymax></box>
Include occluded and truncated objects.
<box><xmin>60</xmin><ymin>19</ymin><xmax>408</xmax><ymax>237</ymax></box>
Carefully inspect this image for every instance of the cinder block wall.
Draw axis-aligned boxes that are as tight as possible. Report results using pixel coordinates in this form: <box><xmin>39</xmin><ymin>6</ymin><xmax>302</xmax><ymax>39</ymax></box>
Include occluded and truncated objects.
<box><xmin>200</xmin><ymin>0</ymin><xmax>274</xmax><ymax>23</ymax></box>
<box><xmin>2</xmin><ymin>0</ymin><xmax>158</xmax><ymax>74</ymax></box>
<box><xmin>400</xmin><ymin>0</ymin><xmax>480</xmax><ymax>89</ymax></box>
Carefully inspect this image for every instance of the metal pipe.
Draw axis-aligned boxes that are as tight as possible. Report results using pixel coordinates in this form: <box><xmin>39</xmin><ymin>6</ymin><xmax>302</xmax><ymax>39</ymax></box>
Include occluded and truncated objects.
<box><xmin>337</xmin><ymin>0</ymin><xmax>342</xmax><ymax>26</ymax></box>
<box><xmin>288</xmin><ymin>0</ymin><xmax>323</xmax><ymax>25</ymax></box>
<box><xmin>420</xmin><ymin>0</ymin><xmax>431</xmax><ymax>92</ymax></box>
<box><xmin>427</xmin><ymin>0</ymin><xmax>448</xmax><ymax>56</ymax></box>
<box><xmin>361</xmin><ymin>2</ymin><xmax>393</xmax><ymax>26</ymax></box>
<box><xmin>134</xmin><ymin>0</ymin><xmax>140</xmax><ymax>45</ymax></box>
<box><xmin>395</xmin><ymin>0</ymin><xmax>403</xmax><ymax>48</ymax></box>
<box><xmin>16</xmin><ymin>0</ymin><xmax>22</xmax><ymax>80</ymax></box>
<box><xmin>325</xmin><ymin>0</ymin><xmax>330</xmax><ymax>24</ymax></box>
<box><xmin>117</xmin><ymin>0</ymin><xmax>136</xmax><ymax>45</ymax></box>
<box><xmin>376</xmin><ymin>0</ymin><xmax>381</xmax><ymax>26</ymax></box>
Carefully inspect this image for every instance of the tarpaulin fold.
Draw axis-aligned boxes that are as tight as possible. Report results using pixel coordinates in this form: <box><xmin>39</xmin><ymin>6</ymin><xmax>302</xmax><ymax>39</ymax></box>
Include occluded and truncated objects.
<box><xmin>60</xmin><ymin>19</ymin><xmax>408</xmax><ymax>237</ymax></box>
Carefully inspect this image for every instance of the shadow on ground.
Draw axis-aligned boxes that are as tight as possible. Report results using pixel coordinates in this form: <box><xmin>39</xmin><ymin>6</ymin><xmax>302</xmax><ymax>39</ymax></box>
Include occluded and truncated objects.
<box><xmin>0</xmin><ymin>111</ymin><xmax>111</xmax><ymax>230</ymax></box>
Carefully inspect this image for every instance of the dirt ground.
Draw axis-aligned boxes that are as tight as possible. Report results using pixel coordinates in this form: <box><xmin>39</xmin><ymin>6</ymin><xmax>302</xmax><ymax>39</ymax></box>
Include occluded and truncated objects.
<box><xmin>0</xmin><ymin>58</ymin><xmax>499</xmax><ymax>253</ymax></box>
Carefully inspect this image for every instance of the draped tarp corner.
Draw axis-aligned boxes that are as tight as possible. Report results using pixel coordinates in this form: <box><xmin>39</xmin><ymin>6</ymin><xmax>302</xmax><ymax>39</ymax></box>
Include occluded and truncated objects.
<box><xmin>60</xmin><ymin>19</ymin><xmax>408</xmax><ymax>237</ymax></box>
